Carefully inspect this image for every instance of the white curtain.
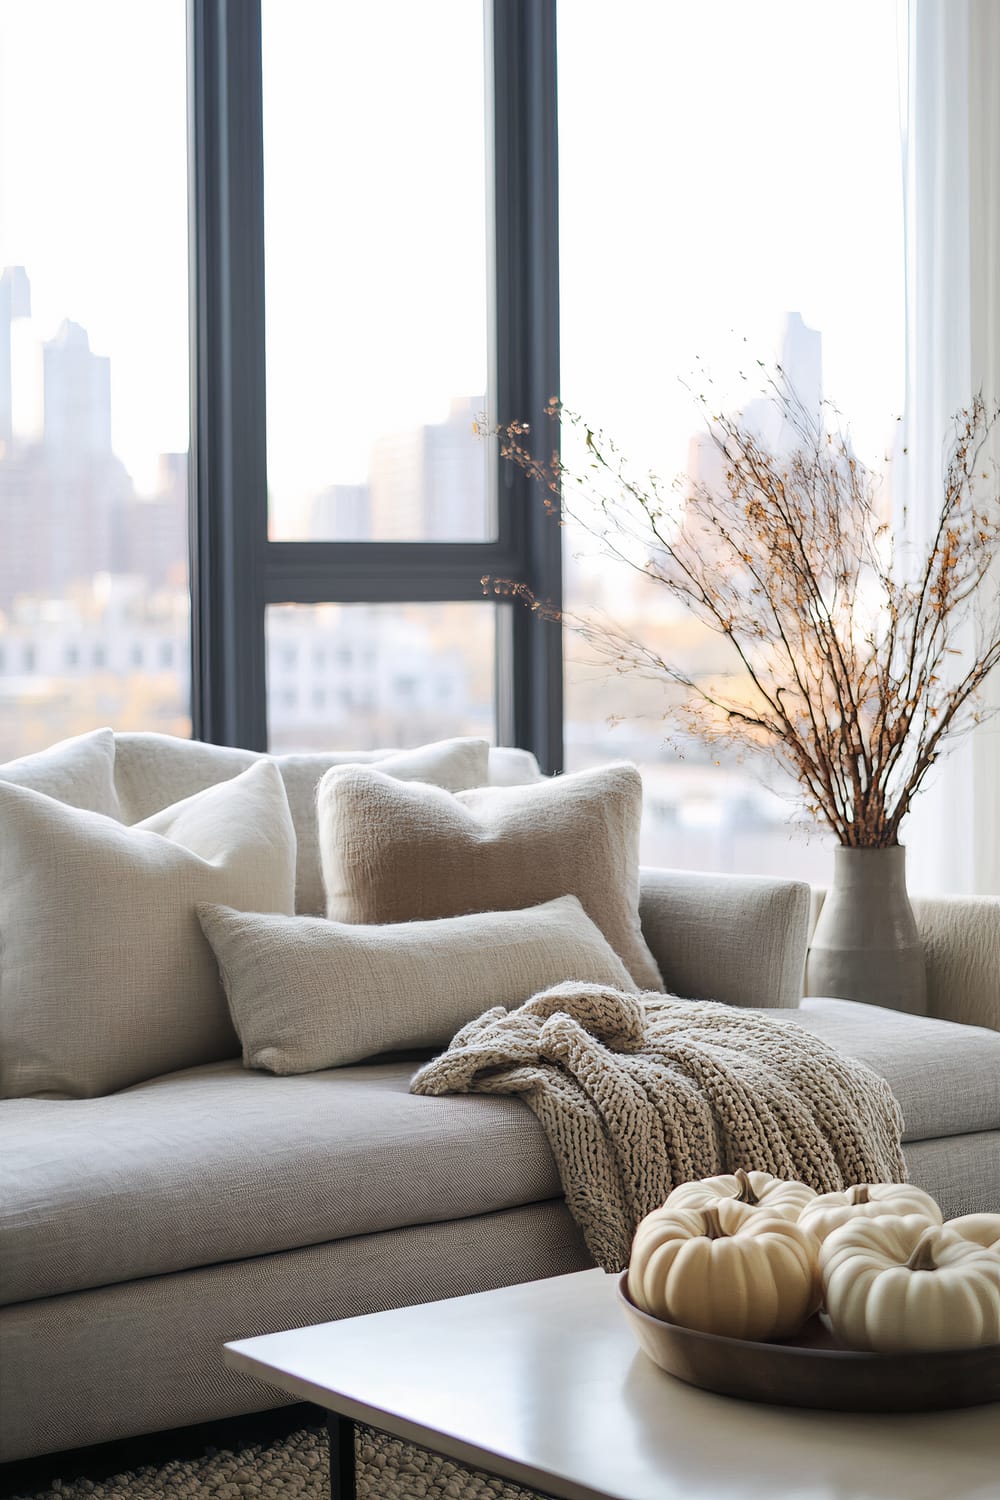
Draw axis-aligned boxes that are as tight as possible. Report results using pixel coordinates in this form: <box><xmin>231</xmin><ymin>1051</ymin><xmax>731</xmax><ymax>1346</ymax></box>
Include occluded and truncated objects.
<box><xmin>900</xmin><ymin>0</ymin><xmax>1000</xmax><ymax>895</ymax></box>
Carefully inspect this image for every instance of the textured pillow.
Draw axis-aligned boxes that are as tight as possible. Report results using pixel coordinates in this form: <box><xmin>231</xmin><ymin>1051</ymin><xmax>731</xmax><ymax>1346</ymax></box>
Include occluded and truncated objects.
<box><xmin>113</xmin><ymin>732</ymin><xmax>491</xmax><ymax>915</ymax></box>
<box><xmin>487</xmin><ymin>745</ymin><xmax>543</xmax><ymax>786</ymax></box>
<box><xmin>0</xmin><ymin>728</ymin><xmax>120</xmax><ymax>818</ymax></box>
<box><xmin>198</xmin><ymin>894</ymin><xmax>635</xmax><ymax>1074</ymax></box>
<box><xmin>0</xmin><ymin>760</ymin><xmax>296</xmax><ymax>1099</ymax></box>
<box><xmin>317</xmin><ymin>762</ymin><xmax>664</xmax><ymax>992</ymax></box>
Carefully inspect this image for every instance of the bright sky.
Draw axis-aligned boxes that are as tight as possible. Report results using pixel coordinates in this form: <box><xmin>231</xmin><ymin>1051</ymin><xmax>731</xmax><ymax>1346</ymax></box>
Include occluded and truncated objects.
<box><xmin>0</xmin><ymin>0</ymin><xmax>904</xmax><ymax>512</ymax></box>
<box><xmin>558</xmin><ymin>0</ymin><xmax>905</xmax><ymax>483</ymax></box>
<box><xmin>0</xmin><ymin>0</ymin><xmax>188</xmax><ymax>494</ymax></box>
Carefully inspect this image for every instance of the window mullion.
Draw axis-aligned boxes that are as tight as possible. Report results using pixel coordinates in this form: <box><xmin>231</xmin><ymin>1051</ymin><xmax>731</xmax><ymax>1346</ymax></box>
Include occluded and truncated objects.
<box><xmin>491</xmin><ymin>0</ymin><xmax>562</xmax><ymax>771</ymax></box>
<box><xmin>188</xmin><ymin>0</ymin><xmax>268</xmax><ymax>750</ymax></box>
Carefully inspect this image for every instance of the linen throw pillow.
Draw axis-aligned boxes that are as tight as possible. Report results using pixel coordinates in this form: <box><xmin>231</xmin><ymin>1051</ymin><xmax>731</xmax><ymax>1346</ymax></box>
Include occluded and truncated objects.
<box><xmin>0</xmin><ymin>727</ymin><xmax>120</xmax><ymax>818</ymax></box>
<box><xmin>0</xmin><ymin>760</ymin><xmax>296</xmax><ymax>1099</ymax></box>
<box><xmin>317</xmin><ymin>762</ymin><xmax>664</xmax><ymax>992</ymax></box>
<box><xmin>198</xmin><ymin>894</ymin><xmax>636</xmax><ymax>1074</ymax></box>
<box><xmin>113</xmin><ymin>732</ymin><xmax>491</xmax><ymax>915</ymax></box>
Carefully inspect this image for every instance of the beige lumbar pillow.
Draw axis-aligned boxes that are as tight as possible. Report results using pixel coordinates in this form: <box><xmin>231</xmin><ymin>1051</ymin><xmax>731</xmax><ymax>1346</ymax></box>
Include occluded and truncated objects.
<box><xmin>198</xmin><ymin>893</ymin><xmax>636</xmax><ymax>1075</ymax></box>
<box><xmin>317</xmin><ymin>762</ymin><xmax>663</xmax><ymax>992</ymax></box>
<box><xmin>0</xmin><ymin>760</ymin><xmax>296</xmax><ymax>1099</ymax></box>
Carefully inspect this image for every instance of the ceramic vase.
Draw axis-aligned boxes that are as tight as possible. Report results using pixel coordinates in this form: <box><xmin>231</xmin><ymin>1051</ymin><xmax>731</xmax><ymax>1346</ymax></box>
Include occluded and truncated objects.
<box><xmin>805</xmin><ymin>845</ymin><xmax>927</xmax><ymax>1012</ymax></box>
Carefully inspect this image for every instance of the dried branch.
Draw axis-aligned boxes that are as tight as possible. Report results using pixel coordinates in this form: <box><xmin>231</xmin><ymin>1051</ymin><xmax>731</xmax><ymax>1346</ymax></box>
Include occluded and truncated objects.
<box><xmin>484</xmin><ymin>385</ymin><xmax>1000</xmax><ymax>847</ymax></box>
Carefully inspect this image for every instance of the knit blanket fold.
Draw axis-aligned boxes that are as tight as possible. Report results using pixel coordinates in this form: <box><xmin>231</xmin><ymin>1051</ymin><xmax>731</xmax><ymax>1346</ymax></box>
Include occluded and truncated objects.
<box><xmin>410</xmin><ymin>982</ymin><xmax>906</xmax><ymax>1272</ymax></box>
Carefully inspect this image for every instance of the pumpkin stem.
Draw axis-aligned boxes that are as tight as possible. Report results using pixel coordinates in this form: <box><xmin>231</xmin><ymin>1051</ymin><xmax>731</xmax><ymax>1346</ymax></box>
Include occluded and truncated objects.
<box><xmin>849</xmin><ymin>1185</ymin><xmax>871</xmax><ymax>1205</ymax></box>
<box><xmin>701</xmin><ymin>1206</ymin><xmax>728</xmax><ymax>1240</ymax></box>
<box><xmin>733</xmin><ymin>1169</ymin><xmax>759</xmax><ymax>1205</ymax></box>
<box><xmin>906</xmin><ymin>1229</ymin><xmax>939</xmax><ymax>1272</ymax></box>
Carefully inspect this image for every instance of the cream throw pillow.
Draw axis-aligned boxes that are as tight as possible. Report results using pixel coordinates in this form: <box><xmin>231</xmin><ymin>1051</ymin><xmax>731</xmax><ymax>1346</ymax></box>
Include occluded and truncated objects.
<box><xmin>198</xmin><ymin>894</ymin><xmax>635</xmax><ymax>1074</ymax></box>
<box><xmin>0</xmin><ymin>760</ymin><xmax>296</xmax><ymax>1099</ymax></box>
<box><xmin>113</xmin><ymin>732</ymin><xmax>491</xmax><ymax>915</ymax></box>
<box><xmin>0</xmin><ymin>727</ymin><xmax>120</xmax><ymax>818</ymax></box>
<box><xmin>317</xmin><ymin>762</ymin><xmax>664</xmax><ymax>992</ymax></box>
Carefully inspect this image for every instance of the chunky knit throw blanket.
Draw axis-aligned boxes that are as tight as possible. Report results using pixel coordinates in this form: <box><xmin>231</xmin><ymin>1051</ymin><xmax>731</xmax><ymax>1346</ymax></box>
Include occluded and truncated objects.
<box><xmin>411</xmin><ymin>982</ymin><xmax>906</xmax><ymax>1272</ymax></box>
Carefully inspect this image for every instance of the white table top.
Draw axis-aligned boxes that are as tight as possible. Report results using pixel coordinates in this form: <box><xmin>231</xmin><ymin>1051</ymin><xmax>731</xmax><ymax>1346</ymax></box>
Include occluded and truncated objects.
<box><xmin>224</xmin><ymin>1268</ymin><xmax>1000</xmax><ymax>1500</ymax></box>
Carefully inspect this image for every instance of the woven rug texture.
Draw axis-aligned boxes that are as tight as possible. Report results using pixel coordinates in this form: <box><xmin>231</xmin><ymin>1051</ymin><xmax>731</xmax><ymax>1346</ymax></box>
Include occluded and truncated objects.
<box><xmin>10</xmin><ymin>1425</ymin><xmax>540</xmax><ymax>1500</ymax></box>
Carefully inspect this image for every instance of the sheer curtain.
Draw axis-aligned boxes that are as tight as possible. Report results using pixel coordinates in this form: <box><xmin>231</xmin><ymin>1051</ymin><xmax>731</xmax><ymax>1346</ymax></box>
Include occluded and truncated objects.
<box><xmin>900</xmin><ymin>0</ymin><xmax>1000</xmax><ymax>895</ymax></box>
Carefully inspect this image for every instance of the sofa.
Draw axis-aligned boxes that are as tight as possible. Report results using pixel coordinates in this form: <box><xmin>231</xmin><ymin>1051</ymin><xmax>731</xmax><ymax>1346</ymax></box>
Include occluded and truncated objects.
<box><xmin>1</xmin><ymin>729</ymin><xmax>998</xmax><ymax>1464</ymax></box>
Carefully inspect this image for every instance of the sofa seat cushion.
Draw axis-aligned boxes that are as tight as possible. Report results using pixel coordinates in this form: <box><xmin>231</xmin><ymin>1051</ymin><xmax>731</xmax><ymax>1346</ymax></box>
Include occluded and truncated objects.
<box><xmin>761</xmin><ymin>998</ymin><xmax>1000</xmax><ymax>1142</ymax></box>
<box><xmin>0</xmin><ymin>1059</ymin><xmax>562</xmax><ymax>1306</ymax></box>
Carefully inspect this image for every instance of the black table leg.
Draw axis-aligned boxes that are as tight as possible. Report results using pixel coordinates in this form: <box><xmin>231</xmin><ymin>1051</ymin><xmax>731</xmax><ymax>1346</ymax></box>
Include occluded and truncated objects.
<box><xmin>327</xmin><ymin>1413</ymin><xmax>356</xmax><ymax>1500</ymax></box>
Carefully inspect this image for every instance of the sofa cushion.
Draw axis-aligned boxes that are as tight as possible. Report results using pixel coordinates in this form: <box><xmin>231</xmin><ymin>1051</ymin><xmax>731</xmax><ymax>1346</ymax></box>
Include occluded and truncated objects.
<box><xmin>0</xmin><ymin>762</ymin><xmax>296</xmax><ymax>1100</ymax></box>
<box><xmin>198</xmin><ymin>894</ymin><xmax>635</xmax><ymax>1074</ymax></box>
<box><xmin>0</xmin><ymin>1058</ymin><xmax>563</xmax><ymax>1304</ymax></box>
<box><xmin>761</xmin><ymin>997</ymin><xmax>1000</xmax><ymax>1142</ymax></box>
<box><xmin>488</xmin><ymin>745</ymin><xmax>543</xmax><ymax>785</ymax></box>
<box><xmin>113</xmin><ymin>733</ymin><xmax>491</xmax><ymax>915</ymax></box>
<box><xmin>318</xmin><ymin>762</ymin><xmax>664</xmax><ymax>992</ymax></box>
<box><xmin>0</xmin><ymin>728</ymin><xmax>119</xmax><ymax>818</ymax></box>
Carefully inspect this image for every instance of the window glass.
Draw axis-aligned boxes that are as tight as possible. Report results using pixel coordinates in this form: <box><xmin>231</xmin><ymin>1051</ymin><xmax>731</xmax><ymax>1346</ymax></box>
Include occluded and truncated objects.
<box><xmin>261</xmin><ymin>1</ymin><xmax>491</xmax><ymax>543</ymax></box>
<box><xmin>0</xmin><ymin>1</ymin><xmax>190</xmax><ymax>761</ymax></box>
<box><xmin>557</xmin><ymin>0</ymin><xmax>904</xmax><ymax>881</ymax></box>
<box><xmin>266</xmin><ymin>602</ymin><xmax>497</xmax><ymax>752</ymax></box>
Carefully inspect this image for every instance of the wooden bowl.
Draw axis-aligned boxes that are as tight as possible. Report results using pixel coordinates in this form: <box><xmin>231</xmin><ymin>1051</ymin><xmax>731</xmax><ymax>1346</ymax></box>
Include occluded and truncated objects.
<box><xmin>617</xmin><ymin>1273</ymin><xmax>1000</xmax><ymax>1411</ymax></box>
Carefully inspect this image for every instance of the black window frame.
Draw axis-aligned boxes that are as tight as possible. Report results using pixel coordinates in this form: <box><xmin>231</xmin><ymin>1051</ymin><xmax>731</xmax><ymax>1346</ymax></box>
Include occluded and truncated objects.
<box><xmin>186</xmin><ymin>0</ymin><xmax>562</xmax><ymax>771</ymax></box>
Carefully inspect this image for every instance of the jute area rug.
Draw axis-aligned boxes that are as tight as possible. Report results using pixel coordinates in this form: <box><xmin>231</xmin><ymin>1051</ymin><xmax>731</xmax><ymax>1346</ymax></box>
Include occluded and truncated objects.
<box><xmin>10</xmin><ymin>1426</ymin><xmax>540</xmax><ymax>1500</ymax></box>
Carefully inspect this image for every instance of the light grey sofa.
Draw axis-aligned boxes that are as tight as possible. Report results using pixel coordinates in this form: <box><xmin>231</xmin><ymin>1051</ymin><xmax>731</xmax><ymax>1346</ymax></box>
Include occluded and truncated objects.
<box><xmin>1</xmin><ymin>733</ymin><xmax>998</xmax><ymax>1464</ymax></box>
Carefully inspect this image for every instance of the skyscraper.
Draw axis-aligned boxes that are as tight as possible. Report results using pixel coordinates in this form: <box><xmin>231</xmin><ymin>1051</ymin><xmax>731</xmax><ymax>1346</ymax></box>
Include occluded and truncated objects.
<box><xmin>0</xmin><ymin>266</ymin><xmax>31</xmax><ymax>450</ymax></box>
<box><xmin>43</xmin><ymin>319</ymin><xmax>112</xmax><ymax>460</ymax></box>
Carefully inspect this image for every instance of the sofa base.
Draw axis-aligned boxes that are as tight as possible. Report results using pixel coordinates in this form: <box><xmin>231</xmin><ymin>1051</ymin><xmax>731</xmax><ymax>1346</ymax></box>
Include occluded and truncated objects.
<box><xmin>4</xmin><ymin>1131</ymin><xmax>998</xmax><ymax>1464</ymax></box>
<box><xmin>0</xmin><ymin>1200</ymin><xmax>592</xmax><ymax>1464</ymax></box>
<box><xmin>903</xmin><ymin>1130</ymin><xmax>1000</xmax><ymax>1217</ymax></box>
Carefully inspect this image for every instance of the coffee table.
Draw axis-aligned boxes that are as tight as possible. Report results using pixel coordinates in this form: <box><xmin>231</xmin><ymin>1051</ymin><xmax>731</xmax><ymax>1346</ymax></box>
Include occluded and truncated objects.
<box><xmin>224</xmin><ymin>1268</ymin><xmax>999</xmax><ymax>1500</ymax></box>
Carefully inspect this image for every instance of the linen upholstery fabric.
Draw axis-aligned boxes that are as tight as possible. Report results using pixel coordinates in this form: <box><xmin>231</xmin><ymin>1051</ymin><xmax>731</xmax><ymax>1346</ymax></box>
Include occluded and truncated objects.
<box><xmin>0</xmin><ymin>727</ymin><xmax>119</xmax><ymax>818</ymax></box>
<box><xmin>0</xmin><ymin>1058</ymin><xmax>564</xmax><ymax>1303</ymax></box>
<box><xmin>318</xmin><ymin>762</ymin><xmax>663</xmax><ymax>991</ymax></box>
<box><xmin>113</xmin><ymin>732</ymin><xmax>491</xmax><ymax>915</ymax></box>
<box><xmin>910</xmin><ymin>894</ymin><xmax>1000</xmax><ymax>1031</ymax></box>
<box><xmin>902</xmin><ymin>1133</ymin><xmax>1000</xmax><ymax>1219</ymax></box>
<box><xmin>639</xmin><ymin>867</ymin><xmax>809</xmax><ymax>1009</ymax></box>
<box><xmin>0</xmin><ymin>1203</ymin><xmax>591</xmax><ymax>1462</ymax></box>
<box><xmin>199</xmin><ymin>894</ymin><xmax>635</xmax><ymax>1073</ymax></box>
<box><xmin>0</xmin><ymin>762</ymin><xmax>296</xmax><ymax>1100</ymax></box>
<box><xmin>759</xmin><ymin>996</ymin><xmax>1000</xmax><ymax>1142</ymax></box>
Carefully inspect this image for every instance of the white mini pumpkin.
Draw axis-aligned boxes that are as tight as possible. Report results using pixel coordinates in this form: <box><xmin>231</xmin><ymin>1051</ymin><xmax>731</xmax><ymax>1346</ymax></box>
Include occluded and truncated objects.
<box><xmin>665</xmin><ymin>1167</ymin><xmax>818</xmax><ymax>1221</ymax></box>
<box><xmin>628</xmin><ymin>1197</ymin><xmax>820</xmax><ymax>1341</ymax></box>
<box><xmin>821</xmin><ymin>1215</ymin><xmax>1000</xmax><ymax>1352</ymax></box>
<box><xmin>947</xmin><ymin>1213</ymin><xmax>1000</xmax><ymax>1251</ymax></box>
<box><xmin>798</xmin><ymin>1183</ymin><xmax>942</xmax><ymax>1243</ymax></box>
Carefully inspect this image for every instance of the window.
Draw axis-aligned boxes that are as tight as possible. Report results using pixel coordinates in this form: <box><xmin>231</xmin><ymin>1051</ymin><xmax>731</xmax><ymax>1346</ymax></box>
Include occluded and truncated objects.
<box><xmin>266</xmin><ymin>603</ymin><xmax>497</xmax><ymax>754</ymax></box>
<box><xmin>0</xmin><ymin>1</ymin><xmax>190</xmax><ymax>761</ymax></box>
<box><xmin>262</xmin><ymin>1</ymin><xmax>491</xmax><ymax>545</ymax></box>
<box><xmin>557</xmin><ymin>0</ymin><xmax>904</xmax><ymax>882</ymax></box>
<box><xmin>188</xmin><ymin>2</ymin><xmax>560</xmax><ymax>765</ymax></box>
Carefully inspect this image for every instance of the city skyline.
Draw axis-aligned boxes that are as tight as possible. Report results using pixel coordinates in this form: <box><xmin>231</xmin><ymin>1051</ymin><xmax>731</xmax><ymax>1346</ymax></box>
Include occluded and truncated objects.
<box><xmin>0</xmin><ymin>0</ymin><xmax>906</xmax><ymax>886</ymax></box>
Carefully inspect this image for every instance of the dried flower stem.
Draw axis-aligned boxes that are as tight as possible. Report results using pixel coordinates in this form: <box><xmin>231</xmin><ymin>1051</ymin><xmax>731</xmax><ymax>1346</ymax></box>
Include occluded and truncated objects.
<box><xmin>484</xmin><ymin>382</ymin><xmax>1000</xmax><ymax>846</ymax></box>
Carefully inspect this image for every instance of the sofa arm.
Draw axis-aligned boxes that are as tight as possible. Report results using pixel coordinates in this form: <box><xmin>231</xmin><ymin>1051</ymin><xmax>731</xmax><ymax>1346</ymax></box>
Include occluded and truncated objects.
<box><xmin>639</xmin><ymin>868</ymin><xmax>810</xmax><ymax>1009</ymax></box>
<box><xmin>808</xmin><ymin>889</ymin><xmax>999</xmax><ymax>1029</ymax></box>
<box><xmin>910</xmin><ymin>895</ymin><xmax>1000</xmax><ymax>1032</ymax></box>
